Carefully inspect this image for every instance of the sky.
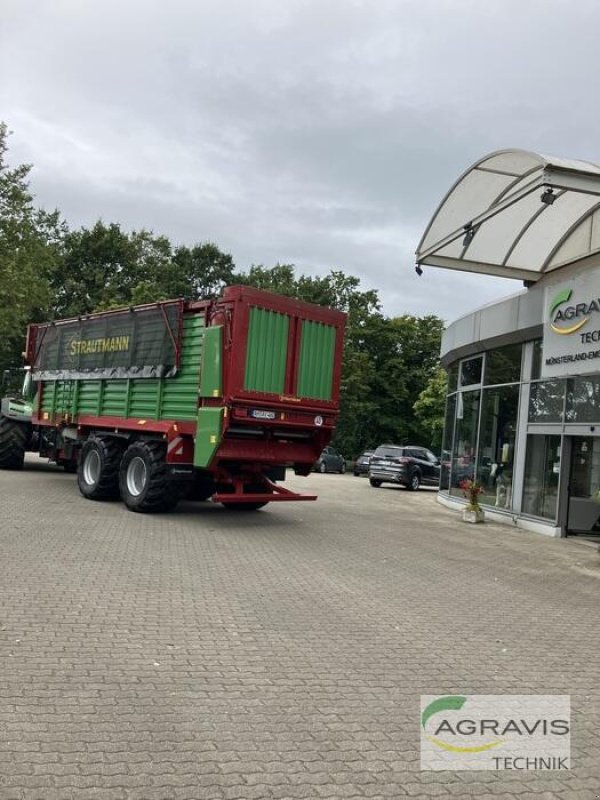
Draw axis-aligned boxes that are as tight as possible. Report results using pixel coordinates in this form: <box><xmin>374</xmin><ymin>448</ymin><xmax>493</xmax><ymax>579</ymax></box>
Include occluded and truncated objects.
<box><xmin>2</xmin><ymin>0</ymin><xmax>600</xmax><ymax>325</ymax></box>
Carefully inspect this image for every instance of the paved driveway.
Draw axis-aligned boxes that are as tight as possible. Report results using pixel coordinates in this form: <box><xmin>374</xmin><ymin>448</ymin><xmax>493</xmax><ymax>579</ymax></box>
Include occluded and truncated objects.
<box><xmin>0</xmin><ymin>458</ymin><xmax>599</xmax><ymax>799</ymax></box>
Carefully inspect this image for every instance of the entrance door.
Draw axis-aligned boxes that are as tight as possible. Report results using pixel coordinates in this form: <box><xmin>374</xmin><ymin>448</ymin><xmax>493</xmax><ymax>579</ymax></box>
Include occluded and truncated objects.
<box><xmin>567</xmin><ymin>436</ymin><xmax>600</xmax><ymax>535</ymax></box>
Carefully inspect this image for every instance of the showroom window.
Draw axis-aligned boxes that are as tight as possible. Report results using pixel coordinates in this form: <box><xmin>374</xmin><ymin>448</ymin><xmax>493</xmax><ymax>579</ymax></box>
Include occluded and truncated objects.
<box><xmin>484</xmin><ymin>344</ymin><xmax>522</xmax><ymax>386</ymax></box>
<box><xmin>460</xmin><ymin>356</ymin><xmax>483</xmax><ymax>387</ymax></box>
<box><xmin>440</xmin><ymin>394</ymin><xmax>456</xmax><ymax>491</ymax></box>
<box><xmin>447</xmin><ymin>361</ymin><xmax>459</xmax><ymax>393</ymax></box>
<box><xmin>449</xmin><ymin>389</ymin><xmax>480</xmax><ymax>498</ymax></box>
<box><xmin>565</xmin><ymin>377</ymin><xmax>600</xmax><ymax>423</ymax></box>
<box><xmin>529</xmin><ymin>379</ymin><xmax>566</xmax><ymax>423</ymax></box>
<box><xmin>475</xmin><ymin>385</ymin><xmax>519</xmax><ymax>509</ymax></box>
<box><xmin>521</xmin><ymin>435</ymin><xmax>561</xmax><ymax>520</ymax></box>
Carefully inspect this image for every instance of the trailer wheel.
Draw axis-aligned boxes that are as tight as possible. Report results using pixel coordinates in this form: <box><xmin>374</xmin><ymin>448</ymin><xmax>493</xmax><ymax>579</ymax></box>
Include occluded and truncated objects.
<box><xmin>77</xmin><ymin>437</ymin><xmax>123</xmax><ymax>500</ymax></box>
<box><xmin>0</xmin><ymin>416</ymin><xmax>29</xmax><ymax>470</ymax></box>
<box><xmin>119</xmin><ymin>441</ymin><xmax>182</xmax><ymax>513</ymax></box>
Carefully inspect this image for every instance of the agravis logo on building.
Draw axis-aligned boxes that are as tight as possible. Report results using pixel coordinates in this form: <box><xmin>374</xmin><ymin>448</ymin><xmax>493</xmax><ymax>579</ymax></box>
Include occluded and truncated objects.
<box><xmin>549</xmin><ymin>287</ymin><xmax>600</xmax><ymax>336</ymax></box>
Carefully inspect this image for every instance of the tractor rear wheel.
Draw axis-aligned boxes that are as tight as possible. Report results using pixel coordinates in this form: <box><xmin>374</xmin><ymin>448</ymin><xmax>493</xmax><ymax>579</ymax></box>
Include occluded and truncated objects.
<box><xmin>0</xmin><ymin>416</ymin><xmax>29</xmax><ymax>470</ymax></box>
<box><xmin>77</xmin><ymin>436</ymin><xmax>124</xmax><ymax>500</ymax></box>
<box><xmin>119</xmin><ymin>440</ymin><xmax>183</xmax><ymax>513</ymax></box>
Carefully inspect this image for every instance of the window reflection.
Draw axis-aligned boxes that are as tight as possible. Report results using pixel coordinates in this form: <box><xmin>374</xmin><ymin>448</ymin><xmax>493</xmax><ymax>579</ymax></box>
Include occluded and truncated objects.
<box><xmin>485</xmin><ymin>344</ymin><xmax>522</xmax><ymax>386</ymax></box>
<box><xmin>460</xmin><ymin>357</ymin><xmax>482</xmax><ymax>387</ymax></box>
<box><xmin>528</xmin><ymin>379</ymin><xmax>565</xmax><ymax>423</ymax></box>
<box><xmin>522</xmin><ymin>435</ymin><xmax>561</xmax><ymax>520</ymax></box>
<box><xmin>565</xmin><ymin>377</ymin><xmax>600</xmax><ymax>423</ymax></box>
<box><xmin>447</xmin><ymin>362</ymin><xmax>459</xmax><ymax>393</ymax></box>
<box><xmin>450</xmin><ymin>390</ymin><xmax>480</xmax><ymax>497</ymax></box>
<box><xmin>476</xmin><ymin>385</ymin><xmax>519</xmax><ymax>510</ymax></box>
<box><xmin>440</xmin><ymin>394</ymin><xmax>456</xmax><ymax>491</ymax></box>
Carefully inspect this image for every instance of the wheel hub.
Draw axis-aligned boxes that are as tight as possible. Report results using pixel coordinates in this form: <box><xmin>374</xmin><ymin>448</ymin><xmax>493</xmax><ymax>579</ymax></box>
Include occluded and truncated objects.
<box><xmin>127</xmin><ymin>456</ymin><xmax>147</xmax><ymax>497</ymax></box>
<box><xmin>83</xmin><ymin>449</ymin><xmax>101</xmax><ymax>486</ymax></box>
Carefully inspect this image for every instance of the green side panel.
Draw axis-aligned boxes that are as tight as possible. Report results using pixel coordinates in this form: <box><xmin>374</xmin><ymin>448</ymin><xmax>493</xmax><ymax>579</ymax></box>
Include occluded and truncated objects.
<box><xmin>100</xmin><ymin>381</ymin><xmax>128</xmax><ymax>416</ymax></box>
<box><xmin>199</xmin><ymin>326</ymin><xmax>222</xmax><ymax>398</ymax></box>
<box><xmin>244</xmin><ymin>307</ymin><xmax>289</xmax><ymax>394</ymax></box>
<box><xmin>160</xmin><ymin>314</ymin><xmax>205</xmax><ymax>420</ymax></box>
<box><xmin>194</xmin><ymin>407</ymin><xmax>224</xmax><ymax>468</ymax></box>
<box><xmin>129</xmin><ymin>380</ymin><xmax>160</xmax><ymax>419</ymax></box>
<box><xmin>74</xmin><ymin>381</ymin><xmax>102</xmax><ymax>415</ymax></box>
<box><xmin>297</xmin><ymin>320</ymin><xmax>336</xmax><ymax>400</ymax></box>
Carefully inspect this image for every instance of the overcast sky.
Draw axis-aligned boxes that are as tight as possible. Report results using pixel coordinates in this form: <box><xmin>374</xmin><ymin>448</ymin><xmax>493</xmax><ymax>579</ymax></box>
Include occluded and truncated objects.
<box><xmin>3</xmin><ymin>0</ymin><xmax>600</xmax><ymax>324</ymax></box>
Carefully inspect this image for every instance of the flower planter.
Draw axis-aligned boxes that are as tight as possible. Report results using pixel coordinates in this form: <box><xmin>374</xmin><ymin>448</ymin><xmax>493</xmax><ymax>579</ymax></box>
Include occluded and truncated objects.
<box><xmin>462</xmin><ymin>507</ymin><xmax>485</xmax><ymax>524</ymax></box>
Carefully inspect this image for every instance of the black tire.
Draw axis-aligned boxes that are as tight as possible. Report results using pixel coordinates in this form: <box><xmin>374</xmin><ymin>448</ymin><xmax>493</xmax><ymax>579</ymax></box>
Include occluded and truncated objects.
<box><xmin>0</xmin><ymin>416</ymin><xmax>28</xmax><ymax>470</ymax></box>
<box><xmin>369</xmin><ymin>478</ymin><xmax>382</xmax><ymax>488</ymax></box>
<box><xmin>77</xmin><ymin>437</ymin><xmax>124</xmax><ymax>500</ymax></box>
<box><xmin>319</xmin><ymin>461</ymin><xmax>327</xmax><ymax>474</ymax></box>
<box><xmin>119</xmin><ymin>440</ymin><xmax>183</xmax><ymax>513</ymax></box>
<box><xmin>408</xmin><ymin>471</ymin><xmax>421</xmax><ymax>491</ymax></box>
<box><xmin>339</xmin><ymin>461</ymin><xmax>346</xmax><ymax>474</ymax></box>
<box><xmin>186</xmin><ymin>471</ymin><xmax>216</xmax><ymax>502</ymax></box>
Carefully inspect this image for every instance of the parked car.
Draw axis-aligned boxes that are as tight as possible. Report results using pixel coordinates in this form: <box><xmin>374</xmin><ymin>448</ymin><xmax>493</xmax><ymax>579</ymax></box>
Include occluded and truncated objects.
<box><xmin>314</xmin><ymin>446</ymin><xmax>346</xmax><ymax>474</ymax></box>
<box><xmin>353</xmin><ymin>450</ymin><xmax>374</xmax><ymax>476</ymax></box>
<box><xmin>368</xmin><ymin>444</ymin><xmax>440</xmax><ymax>490</ymax></box>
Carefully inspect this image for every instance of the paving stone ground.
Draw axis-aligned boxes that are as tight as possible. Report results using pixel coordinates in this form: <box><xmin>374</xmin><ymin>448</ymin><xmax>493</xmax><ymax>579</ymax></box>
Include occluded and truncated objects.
<box><xmin>0</xmin><ymin>456</ymin><xmax>599</xmax><ymax>800</ymax></box>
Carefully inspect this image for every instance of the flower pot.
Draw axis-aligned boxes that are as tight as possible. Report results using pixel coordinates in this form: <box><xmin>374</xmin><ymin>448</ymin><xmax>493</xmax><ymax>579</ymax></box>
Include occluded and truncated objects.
<box><xmin>462</xmin><ymin>507</ymin><xmax>485</xmax><ymax>524</ymax></box>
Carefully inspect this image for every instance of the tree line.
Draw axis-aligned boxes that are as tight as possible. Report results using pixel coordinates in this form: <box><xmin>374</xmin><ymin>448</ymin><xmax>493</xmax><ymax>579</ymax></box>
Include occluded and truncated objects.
<box><xmin>0</xmin><ymin>122</ymin><xmax>447</xmax><ymax>458</ymax></box>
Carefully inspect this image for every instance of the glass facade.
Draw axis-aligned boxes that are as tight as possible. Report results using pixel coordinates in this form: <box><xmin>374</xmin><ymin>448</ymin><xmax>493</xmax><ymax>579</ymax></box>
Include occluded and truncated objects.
<box><xmin>529</xmin><ymin>379</ymin><xmax>565</xmax><ymax>423</ymax></box>
<box><xmin>566</xmin><ymin>377</ymin><xmax>600</xmax><ymax>423</ymax></box>
<box><xmin>522</xmin><ymin>435</ymin><xmax>561</xmax><ymax>520</ymax></box>
<box><xmin>460</xmin><ymin>356</ymin><xmax>482</xmax><ymax>387</ymax></box>
<box><xmin>450</xmin><ymin>390</ymin><xmax>480</xmax><ymax>497</ymax></box>
<box><xmin>445</xmin><ymin>345</ymin><xmax>521</xmax><ymax>507</ymax></box>
<box><xmin>475</xmin><ymin>385</ymin><xmax>519</xmax><ymax>509</ymax></box>
<box><xmin>441</xmin><ymin>340</ymin><xmax>600</xmax><ymax>528</ymax></box>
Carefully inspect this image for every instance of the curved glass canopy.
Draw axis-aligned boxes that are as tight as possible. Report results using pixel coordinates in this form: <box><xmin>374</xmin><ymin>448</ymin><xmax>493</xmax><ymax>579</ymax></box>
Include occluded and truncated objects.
<box><xmin>416</xmin><ymin>149</ymin><xmax>600</xmax><ymax>282</ymax></box>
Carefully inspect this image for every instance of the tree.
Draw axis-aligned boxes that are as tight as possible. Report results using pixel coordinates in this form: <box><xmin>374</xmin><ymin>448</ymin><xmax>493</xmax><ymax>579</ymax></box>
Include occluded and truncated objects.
<box><xmin>170</xmin><ymin>243</ymin><xmax>237</xmax><ymax>300</ymax></box>
<box><xmin>51</xmin><ymin>221</ymin><xmax>140</xmax><ymax>317</ymax></box>
<box><xmin>413</xmin><ymin>367</ymin><xmax>448</xmax><ymax>453</ymax></box>
<box><xmin>0</xmin><ymin>122</ymin><xmax>65</xmax><ymax>373</ymax></box>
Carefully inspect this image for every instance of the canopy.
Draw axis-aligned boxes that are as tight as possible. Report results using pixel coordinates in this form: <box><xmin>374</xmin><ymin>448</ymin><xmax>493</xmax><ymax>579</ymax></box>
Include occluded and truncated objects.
<box><xmin>416</xmin><ymin>149</ymin><xmax>600</xmax><ymax>282</ymax></box>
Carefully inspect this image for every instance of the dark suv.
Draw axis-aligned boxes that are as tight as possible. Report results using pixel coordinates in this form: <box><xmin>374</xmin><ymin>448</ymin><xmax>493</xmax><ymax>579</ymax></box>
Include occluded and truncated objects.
<box><xmin>368</xmin><ymin>444</ymin><xmax>440</xmax><ymax>491</ymax></box>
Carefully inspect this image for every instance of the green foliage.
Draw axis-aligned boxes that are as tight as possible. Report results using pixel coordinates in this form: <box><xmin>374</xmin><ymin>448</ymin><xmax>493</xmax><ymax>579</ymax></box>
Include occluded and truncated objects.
<box><xmin>0</xmin><ymin>122</ymin><xmax>65</xmax><ymax>373</ymax></box>
<box><xmin>413</xmin><ymin>367</ymin><xmax>448</xmax><ymax>453</ymax></box>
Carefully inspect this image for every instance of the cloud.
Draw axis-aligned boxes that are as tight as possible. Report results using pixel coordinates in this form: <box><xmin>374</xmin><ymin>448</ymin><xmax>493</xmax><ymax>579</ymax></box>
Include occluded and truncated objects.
<box><xmin>2</xmin><ymin>0</ymin><xmax>599</xmax><ymax>322</ymax></box>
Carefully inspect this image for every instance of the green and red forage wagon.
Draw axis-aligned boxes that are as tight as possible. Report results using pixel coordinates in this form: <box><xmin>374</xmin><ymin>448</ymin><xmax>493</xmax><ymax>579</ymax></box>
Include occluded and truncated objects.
<box><xmin>1</xmin><ymin>286</ymin><xmax>346</xmax><ymax>512</ymax></box>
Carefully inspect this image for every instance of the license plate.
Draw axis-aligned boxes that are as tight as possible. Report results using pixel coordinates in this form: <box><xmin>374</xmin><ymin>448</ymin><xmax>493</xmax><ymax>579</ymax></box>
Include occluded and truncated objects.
<box><xmin>250</xmin><ymin>409</ymin><xmax>276</xmax><ymax>420</ymax></box>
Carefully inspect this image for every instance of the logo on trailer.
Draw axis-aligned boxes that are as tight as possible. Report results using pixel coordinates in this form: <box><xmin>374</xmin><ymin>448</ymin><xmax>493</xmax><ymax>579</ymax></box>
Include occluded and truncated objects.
<box><xmin>314</xmin><ymin>415</ymin><xmax>323</xmax><ymax>427</ymax></box>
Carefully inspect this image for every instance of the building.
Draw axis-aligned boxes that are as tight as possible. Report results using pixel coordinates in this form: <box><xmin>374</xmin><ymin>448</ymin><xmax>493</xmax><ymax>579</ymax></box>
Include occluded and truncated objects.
<box><xmin>416</xmin><ymin>149</ymin><xmax>600</xmax><ymax>537</ymax></box>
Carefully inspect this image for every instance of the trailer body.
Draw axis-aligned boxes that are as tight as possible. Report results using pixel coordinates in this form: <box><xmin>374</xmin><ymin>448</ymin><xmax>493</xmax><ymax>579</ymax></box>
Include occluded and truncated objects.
<box><xmin>14</xmin><ymin>286</ymin><xmax>346</xmax><ymax>511</ymax></box>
